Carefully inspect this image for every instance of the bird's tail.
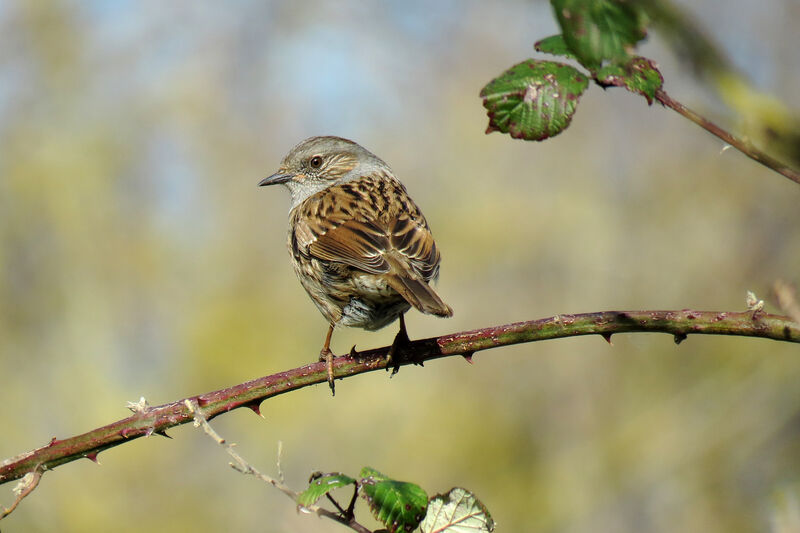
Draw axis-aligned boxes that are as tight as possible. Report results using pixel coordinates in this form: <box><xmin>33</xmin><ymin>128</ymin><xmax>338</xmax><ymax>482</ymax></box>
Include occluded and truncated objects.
<box><xmin>386</xmin><ymin>274</ymin><xmax>453</xmax><ymax>317</ymax></box>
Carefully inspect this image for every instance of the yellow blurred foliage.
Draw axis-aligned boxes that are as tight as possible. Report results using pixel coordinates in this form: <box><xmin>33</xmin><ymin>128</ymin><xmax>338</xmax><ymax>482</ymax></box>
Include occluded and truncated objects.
<box><xmin>1</xmin><ymin>1</ymin><xmax>799</xmax><ymax>532</ymax></box>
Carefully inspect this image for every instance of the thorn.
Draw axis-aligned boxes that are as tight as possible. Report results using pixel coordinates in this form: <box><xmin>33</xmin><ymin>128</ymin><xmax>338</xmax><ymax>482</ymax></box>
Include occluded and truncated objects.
<box><xmin>349</xmin><ymin>345</ymin><xmax>358</xmax><ymax>357</ymax></box>
<box><xmin>245</xmin><ymin>401</ymin><xmax>264</xmax><ymax>417</ymax></box>
<box><xmin>48</xmin><ymin>437</ymin><xmax>58</xmax><ymax>446</ymax></box>
<box><xmin>601</xmin><ymin>333</ymin><xmax>613</xmax><ymax>345</ymax></box>
<box><xmin>462</xmin><ymin>352</ymin><xmax>475</xmax><ymax>364</ymax></box>
<box><xmin>674</xmin><ymin>333</ymin><xmax>687</xmax><ymax>345</ymax></box>
<box><xmin>85</xmin><ymin>452</ymin><xmax>100</xmax><ymax>464</ymax></box>
<box><xmin>155</xmin><ymin>430</ymin><xmax>172</xmax><ymax>439</ymax></box>
<box><xmin>145</xmin><ymin>427</ymin><xmax>154</xmax><ymax>438</ymax></box>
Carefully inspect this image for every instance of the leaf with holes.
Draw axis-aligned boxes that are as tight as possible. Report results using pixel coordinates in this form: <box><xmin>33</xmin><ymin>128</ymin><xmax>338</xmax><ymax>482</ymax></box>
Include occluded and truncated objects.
<box><xmin>419</xmin><ymin>487</ymin><xmax>494</xmax><ymax>533</ymax></box>
<box><xmin>597</xmin><ymin>56</ymin><xmax>663</xmax><ymax>104</ymax></box>
<box><xmin>552</xmin><ymin>0</ymin><xmax>648</xmax><ymax>71</ymax></box>
<box><xmin>359</xmin><ymin>467</ymin><xmax>428</xmax><ymax>533</ymax></box>
<box><xmin>480</xmin><ymin>59</ymin><xmax>589</xmax><ymax>141</ymax></box>
<box><xmin>534</xmin><ymin>34</ymin><xmax>577</xmax><ymax>60</ymax></box>
<box><xmin>297</xmin><ymin>472</ymin><xmax>357</xmax><ymax>508</ymax></box>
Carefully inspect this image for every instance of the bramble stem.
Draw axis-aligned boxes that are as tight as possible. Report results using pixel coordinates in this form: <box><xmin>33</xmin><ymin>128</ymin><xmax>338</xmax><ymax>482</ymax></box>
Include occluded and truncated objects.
<box><xmin>1</xmin><ymin>309</ymin><xmax>798</xmax><ymax>505</ymax></box>
<box><xmin>655</xmin><ymin>89</ymin><xmax>800</xmax><ymax>185</ymax></box>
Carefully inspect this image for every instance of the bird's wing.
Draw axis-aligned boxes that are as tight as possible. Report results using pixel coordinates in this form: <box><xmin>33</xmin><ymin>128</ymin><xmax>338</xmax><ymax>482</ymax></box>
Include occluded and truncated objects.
<box><xmin>306</xmin><ymin>214</ymin><xmax>439</xmax><ymax>276</ymax></box>
<box><xmin>384</xmin><ymin>215</ymin><xmax>451</xmax><ymax>315</ymax></box>
<box><xmin>291</xmin><ymin>176</ymin><xmax>452</xmax><ymax>317</ymax></box>
<box><xmin>308</xmin><ymin>216</ymin><xmax>451</xmax><ymax>317</ymax></box>
<box><xmin>309</xmin><ymin>218</ymin><xmax>391</xmax><ymax>275</ymax></box>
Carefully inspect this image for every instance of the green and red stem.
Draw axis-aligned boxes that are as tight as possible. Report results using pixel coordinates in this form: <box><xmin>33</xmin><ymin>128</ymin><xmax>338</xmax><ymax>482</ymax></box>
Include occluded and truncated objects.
<box><xmin>1</xmin><ymin>309</ymin><xmax>798</xmax><ymax>488</ymax></box>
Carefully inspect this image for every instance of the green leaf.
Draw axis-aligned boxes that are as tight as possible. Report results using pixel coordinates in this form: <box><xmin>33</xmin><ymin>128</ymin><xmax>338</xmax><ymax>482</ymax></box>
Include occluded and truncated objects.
<box><xmin>359</xmin><ymin>467</ymin><xmax>428</xmax><ymax>533</ymax></box>
<box><xmin>552</xmin><ymin>0</ymin><xmax>648</xmax><ymax>70</ymax></box>
<box><xmin>297</xmin><ymin>472</ymin><xmax>357</xmax><ymax>508</ymax></box>
<box><xmin>480</xmin><ymin>59</ymin><xmax>589</xmax><ymax>141</ymax></box>
<box><xmin>597</xmin><ymin>56</ymin><xmax>663</xmax><ymax>104</ymax></box>
<box><xmin>534</xmin><ymin>34</ymin><xmax>577</xmax><ymax>60</ymax></box>
<box><xmin>419</xmin><ymin>487</ymin><xmax>494</xmax><ymax>533</ymax></box>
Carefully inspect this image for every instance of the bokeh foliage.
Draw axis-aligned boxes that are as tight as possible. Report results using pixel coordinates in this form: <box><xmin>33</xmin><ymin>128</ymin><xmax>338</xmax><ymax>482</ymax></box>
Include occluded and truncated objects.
<box><xmin>1</xmin><ymin>1</ymin><xmax>799</xmax><ymax>532</ymax></box>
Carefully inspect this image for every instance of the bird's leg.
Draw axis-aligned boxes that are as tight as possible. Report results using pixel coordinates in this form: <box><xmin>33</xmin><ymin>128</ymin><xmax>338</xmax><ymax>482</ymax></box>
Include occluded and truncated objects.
<box><xmin>319</xmin><ymin>324</ymin><xmax>336</xmax><ymax>396</ymax></box>
<box><xmin>386</xmin><ymin>314</ymin><xmax>412</xmax><ymax>376</ymax></box>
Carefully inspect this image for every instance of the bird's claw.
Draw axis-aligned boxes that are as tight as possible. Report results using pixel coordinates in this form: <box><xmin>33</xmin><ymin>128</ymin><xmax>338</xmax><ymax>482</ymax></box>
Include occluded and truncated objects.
<box><xmin>386</xmin><ymin>327</ymin><xmax>412</xmax><ymax>376</ymax></box>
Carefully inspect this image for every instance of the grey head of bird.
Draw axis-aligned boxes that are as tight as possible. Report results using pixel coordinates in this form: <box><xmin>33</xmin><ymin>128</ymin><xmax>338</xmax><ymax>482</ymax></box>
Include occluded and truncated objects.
<box><xmin>259</xmin><ymin>136</ymin><xmax>393</xmax><ymax>209</ymax></box>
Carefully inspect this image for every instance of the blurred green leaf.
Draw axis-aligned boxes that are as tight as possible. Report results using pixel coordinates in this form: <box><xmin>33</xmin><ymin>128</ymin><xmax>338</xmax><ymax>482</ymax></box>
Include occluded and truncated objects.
<box><xmin>552</xmin><ymin>0</ymin><xmax>648</xmax><ymax>70</ymax></box>
<box><xmin>297</xmin><ymin>472</ymin><xmax>357</xmax><ymax>507</ymax></box>
<box><xmin>597</xmin><ymin>56</ymin><xmax>663</xmax><ymax>104</ymax></box>
<box><xmin>480</xmin><ymin>59</ymin><xmax>589</xmax><ymax>141</ymax></box>
<box><xmin>359</xmin><ymin>467</ymin><xmax>428</xmax><ymax>533</ymax></box>
<box><xmin>419</xmin><ymin>487</ymin><xmax>495</xmax><ymax>533</ymax></box>
<box><xmin>534</xmin><ymin>34</ymin><xmax>577</xmax><ymax>60</ymax></box>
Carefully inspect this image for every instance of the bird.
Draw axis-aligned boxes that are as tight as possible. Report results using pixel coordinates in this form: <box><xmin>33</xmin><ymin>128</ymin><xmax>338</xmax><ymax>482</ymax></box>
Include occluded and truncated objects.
<box><xmin>259</xmin><ymin>136</ymin><xmax>452</xmax><ymax>394</ymax></box>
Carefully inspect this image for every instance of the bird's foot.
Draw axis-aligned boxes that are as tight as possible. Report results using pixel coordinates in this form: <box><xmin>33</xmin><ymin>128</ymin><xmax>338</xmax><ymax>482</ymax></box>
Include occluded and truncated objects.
<box><xmin>386</xmin><ymin>326</ymin><xmax>413</xmax><ymax>377</ymax></box>
<box><xmin>319</xmin><ymin>348</ymin><xmax>335</xmax><ymax>396</ymax></box>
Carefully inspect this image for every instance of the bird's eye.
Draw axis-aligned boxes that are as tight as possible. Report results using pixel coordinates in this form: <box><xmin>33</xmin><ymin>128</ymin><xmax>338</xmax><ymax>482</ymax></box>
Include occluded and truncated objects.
<box><xmin>309</xmin><ymin>155</ymin><xmax>323</xmax><ymax>169</ymax></box>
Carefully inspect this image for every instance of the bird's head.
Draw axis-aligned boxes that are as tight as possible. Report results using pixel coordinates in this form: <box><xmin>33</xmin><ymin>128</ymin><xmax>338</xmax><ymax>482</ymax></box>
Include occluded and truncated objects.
<box><xmin>260</xmin><ymin>136</ymin><xmax>389</xmax><ymax>209</ymax></box>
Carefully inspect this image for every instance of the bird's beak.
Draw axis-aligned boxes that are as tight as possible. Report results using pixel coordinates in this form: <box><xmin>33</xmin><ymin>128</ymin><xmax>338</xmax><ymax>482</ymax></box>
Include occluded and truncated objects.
<box><xmin>258</xmin><ymin>172</ymin><xmax>293</xmax><ymax>187</ymax></box>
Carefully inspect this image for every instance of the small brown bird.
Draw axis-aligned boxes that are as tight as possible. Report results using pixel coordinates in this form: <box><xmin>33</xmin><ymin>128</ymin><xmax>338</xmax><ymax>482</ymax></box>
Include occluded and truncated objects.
<box><xmin>260</xmin><ymin>136</ymin><xmax>452</xmax><ymax>393</ymax></box>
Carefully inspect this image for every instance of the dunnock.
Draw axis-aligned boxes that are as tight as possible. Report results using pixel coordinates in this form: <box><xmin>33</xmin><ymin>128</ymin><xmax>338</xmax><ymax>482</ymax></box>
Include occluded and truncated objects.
<box><xmin>260</xmin><ymin>136</ymin><xmax>452</xmax><ymax>394</ymax></box>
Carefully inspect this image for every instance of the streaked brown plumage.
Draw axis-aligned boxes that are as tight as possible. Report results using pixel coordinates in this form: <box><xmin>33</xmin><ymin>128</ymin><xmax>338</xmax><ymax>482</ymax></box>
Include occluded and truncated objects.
<box><xmin>260</xmin><ymin>136</ymin><xmax>452</xmax><ymax>393</ymax></box>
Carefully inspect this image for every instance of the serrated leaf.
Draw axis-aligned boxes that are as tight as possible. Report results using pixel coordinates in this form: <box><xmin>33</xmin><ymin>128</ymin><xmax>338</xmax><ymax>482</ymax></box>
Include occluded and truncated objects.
<box><xmin>359</xmin><ymin>467</ymin><xmax>428</xmax><ymax>533</ymax></box>
<box><xmin>480</xmin><ymin>59</ymin><xmax>589</xmax><ymax>141</ymax></box>
<box><xmin>297</xmin><ymin>472</ymin><xmax>357</xmax><ymax>508</ymax></box>
<box><xmin>597</xmin><ymin>56</ymin><xmax>663</xmax><ymax>104</ymax></box>
<box><xmin>419</xmin><ymin>487</ymin><xmax>494</xmax><ymax>533</ymax></box>
<box><xmin>552</xmin><ymin>0</ymin><xmax>648</xmax><ymax>70</ymax></box>
<box><xmin>534</xmin><ymin>34</ymin><xmax>577</xmax><ymax>60</ymax></box>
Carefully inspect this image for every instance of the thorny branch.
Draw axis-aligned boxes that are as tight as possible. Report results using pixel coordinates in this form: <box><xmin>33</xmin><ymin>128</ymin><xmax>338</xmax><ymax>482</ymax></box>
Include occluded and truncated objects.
<box><xmin>1</xmin><ymin>308</ymin><xmax>799</xmax><ymax>519</ymax></box>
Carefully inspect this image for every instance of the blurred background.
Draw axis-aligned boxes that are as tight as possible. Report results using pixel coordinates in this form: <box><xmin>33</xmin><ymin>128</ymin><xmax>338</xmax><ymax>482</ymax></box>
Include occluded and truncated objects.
<box><xmin>1</xmin><ymin>1</ymin><xmax>799</xmax><ymax>531</ymax></box>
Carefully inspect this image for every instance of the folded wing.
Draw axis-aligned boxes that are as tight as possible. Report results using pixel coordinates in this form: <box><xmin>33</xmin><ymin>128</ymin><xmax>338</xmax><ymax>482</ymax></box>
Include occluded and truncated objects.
<box><xmin>308</xmin><ymin>214</ymin><xmax>452</xmax><ymax>317</ymax></box>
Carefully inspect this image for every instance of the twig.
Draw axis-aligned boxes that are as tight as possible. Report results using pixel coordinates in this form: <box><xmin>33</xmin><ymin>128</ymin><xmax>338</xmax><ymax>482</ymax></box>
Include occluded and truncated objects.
<box><xmin>184</xmin><ymin>399</ymin><xmax>296</xmax><ymax>499</ymax></box>
<box><xmin>639</xmin><ymin>0</ymin><xmax>800</xmax><ymax>170</ymax></box>
<box><xmin>184</xmin><ymin>400</ymin><xmax>372</xmax><ymax>533</ymax></box>
<box><xmin>655</xmin><ymin>89</ymin><xmax>800</xmax><ymax>185</ymax></box>
<box><xmin>1</xmin><ymin>310</ymin><xmax>798</xmax><ymax>495</ymax></box>
<box><xmin>276</xmin><ymin>440</ymin><xmax>285</xmax><ymax>485</ymax></box>
<box><xmin>1</xmin><ymin>467</ymin><xmax>42</xmax><ymax>520</ymax></box>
